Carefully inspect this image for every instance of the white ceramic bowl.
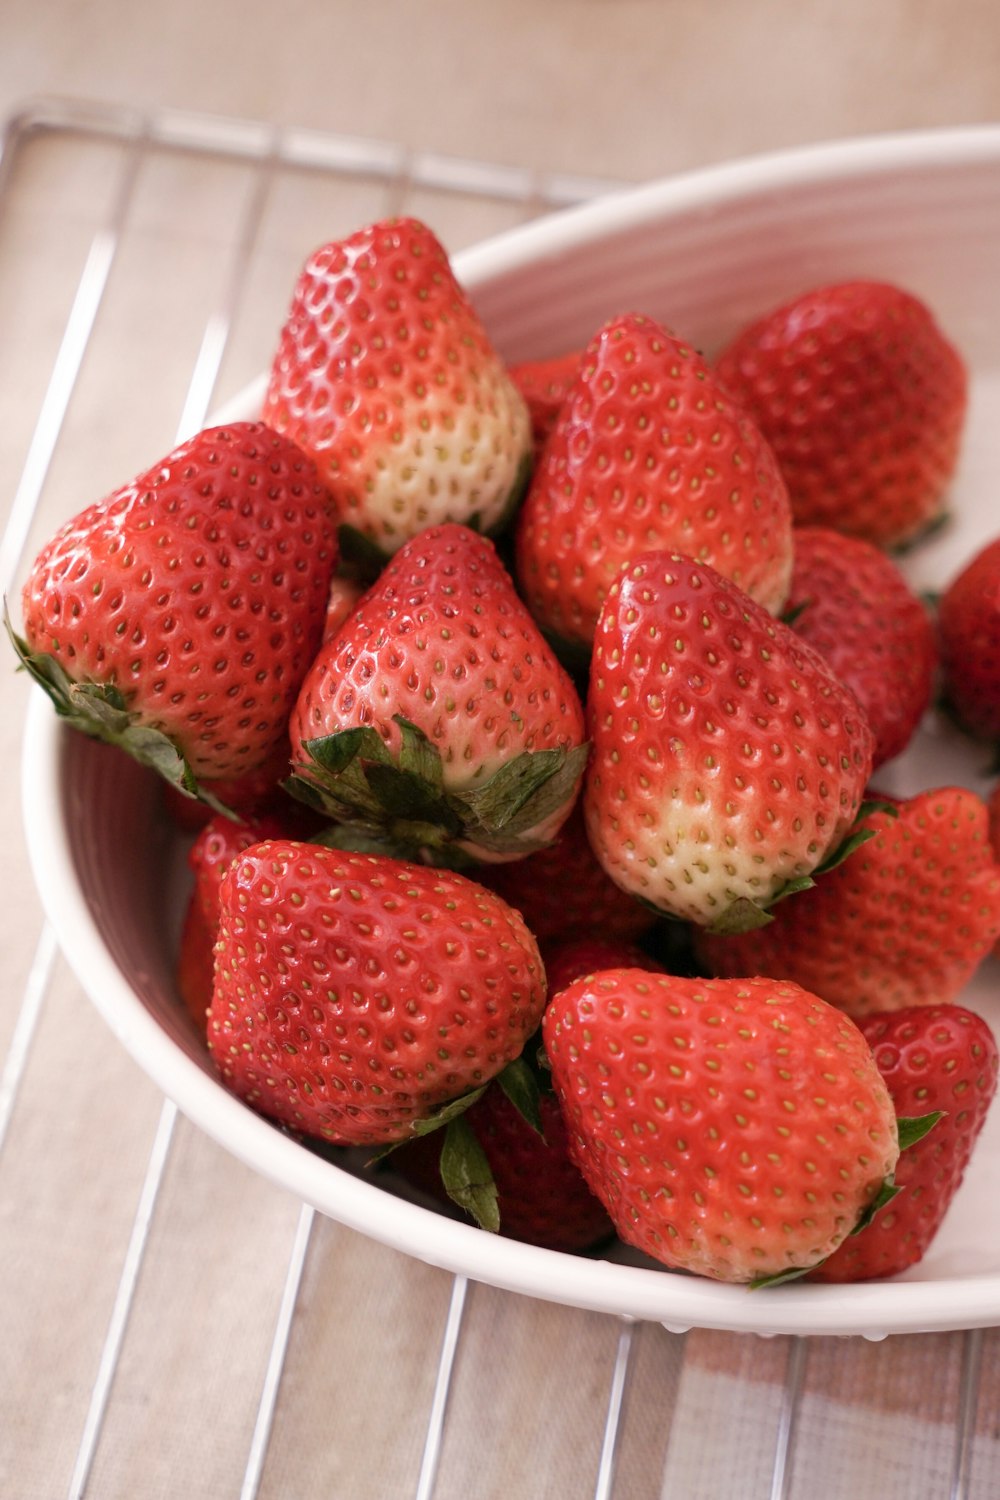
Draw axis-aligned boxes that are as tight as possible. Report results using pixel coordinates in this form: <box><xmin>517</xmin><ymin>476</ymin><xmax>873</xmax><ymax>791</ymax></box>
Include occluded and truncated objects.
<box><xmin>22</xmin><ymin>126</ymin><xmax>1000</xmax><ymax>1338</ymax></box>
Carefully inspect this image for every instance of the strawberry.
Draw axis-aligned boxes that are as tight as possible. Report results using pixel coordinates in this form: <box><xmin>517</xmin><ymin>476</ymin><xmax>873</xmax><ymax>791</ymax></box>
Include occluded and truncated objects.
<box><xmin>695</xmin><ymin>788</ymin><xmax>1000</xmax><ymax>1018</ymax></box>
<box><xmin>322</xmin><ymin>572</ymin><xmax>365</xmax><ymax>646</ymax></box>
<box><xmin>785</xmin><ymin>527</ymin><xmax>936</xmax><ymax>767</ymax></box>
<box><xmin>584</xmin><ymin>551</ymin><xmax>874</xmax><ymax>929</ymax></box>
<box><xmin>207</xmin><ymin>841</ymin><xmax>547</xmax><ymax>1146</ymax></box>
<box><xmin>391</xmin><ymin>1081</ymin><xmax>614</xmax><ymax>1252</ymax></box>
<box><xmin>541</xmin><ymin>933</ymin><xmax>662</xmax><ymax>996</ymax></box>
<box><xmin>714</xmin><ymin>280</ymin><xmax>968</xmax><ymax>549</ymax></box>
<box><xmin>286</xmin><ymin>523</ymin><xmax>589</xmax><ymax>863</ymax></box>
<box><xmin>513</xmin><ymin>311</ymin><xmax>794</xmax><ymax>656</ymax></box>
<box><xmin>474</xmin><ymin>801</ymin><xmax>656</xmax><ymax>947</ymax></box>
<box><xmin>176</xmin><ymin>810</ymin><xmax>297</xmax><ymax>1029</ymax></box>
<box><xmin>937</xmin><ymin>537</ymin><xmax>1000</xmax><ymax>742</ymax></box>
<box><xmin>10</xmin><ymin>421</ymin><xmax>338</xmax><ymax>801</ymax></box>
<box><xmin>509</xmin><ymin>349</ymin><xmax>582</xmax><ymax>455</ymax></box>
<box><xmin>812</xmin><ymin>1006</ymin><xmax>998</xmax><ymax>1282</ymax></box>
<box><xmin>262</xmin><ymin>216</ymin><xmax>532</xmax><ymax>560</ymax></box>
<box><xmin>542</xmin><ymin>969</ymin><xmax>899</xmax><ymax>1283</ymax></box>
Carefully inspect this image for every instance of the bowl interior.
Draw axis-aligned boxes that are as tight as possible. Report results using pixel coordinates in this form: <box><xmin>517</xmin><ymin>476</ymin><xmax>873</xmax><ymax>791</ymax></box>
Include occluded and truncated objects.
<box><xmin>23</xmin><ymin>127</ymin><xmax>1000</xmax><ymax>1337</ymax></box>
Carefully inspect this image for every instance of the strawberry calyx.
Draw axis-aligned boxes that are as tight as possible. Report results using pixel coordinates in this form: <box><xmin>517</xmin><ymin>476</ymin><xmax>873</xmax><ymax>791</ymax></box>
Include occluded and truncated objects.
<box><xmin>749</xmin><ymin>1109</ymin><xmax>942</xmax><ymax>1289</ymax></box>
<box><xmin>286</xmin><ymin>714</ymin><xmax>590</xmax><ymax>862</ymax></box>
<box><xmin>706</xmin><ymin>799</ymin><xmax>899</xmax><ymax>937</ymax></box>
<box><xmin>370</xmin><ymin>1056</ymin><xmax>544</xmax><ymax>1232</ymax></box>
<box><xmin>5</xmin><ymin>607</ymin><xmax>236</xmax><ymax>817</ymax></box>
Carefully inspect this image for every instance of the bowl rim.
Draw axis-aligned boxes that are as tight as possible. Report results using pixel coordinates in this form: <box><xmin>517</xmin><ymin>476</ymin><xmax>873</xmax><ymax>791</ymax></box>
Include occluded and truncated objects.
<box><xmin>21</xmin><ymin>123</ymin><xmax>1000</xmax><ymax>1338</ymax></box>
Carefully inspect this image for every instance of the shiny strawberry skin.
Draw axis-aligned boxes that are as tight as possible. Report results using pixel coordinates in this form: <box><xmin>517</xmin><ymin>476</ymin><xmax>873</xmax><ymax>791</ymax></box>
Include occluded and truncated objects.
<box><xmin>514</xmin><ymin>312</ymin><xmax>793</xmax><ymax>653</ymax></box>
<box><xmin>19</xmin><ymin>421</ymin><xmax>338</xmax><ymax>782</ymax></box>
<box><xmin>786</xmin><ymin>527</ymin><xmax>936</xmax><ymax>767</ymax></box>
<box><xmin>812</xmin><ymin>1006</ymin><xmax>998</xmax><ymax>1282</ymax></box>
<box><xmin>938</xmin><ymin>537</ymin><xmax>1000</xmax><ymax>741</ymax></box>
<box><xmin>542</xmin><ymin>970</ymin><xmax>899</xmax><ymax>1283</ymax></box>
<box><xmin>288</xmin><ymin>524</ymin><xmax>587</xmax><ymax>861</ymax></box>
<box><xmin>263</xmin><ymin>217</ymin><xmax>531</xmax><ymax>556</ymax></box>
<box><xmin>208</xmin><ymin>841</ymin><xmax>547</xmax><ymax>1146</ymax></box>
<box><xmin>714</xmin><ymin>280</ymin><xmax>967</xmax><ymax>549</ymax></box>
<box><xmin>696</xmin><ymin>789</ymin><xmax>1000</xmax><ymax>1017</ymax></box>
<box><xmin>584</xmin><ymin>551</ymin><xmax>874</xmax><ymax>927</ymax></box>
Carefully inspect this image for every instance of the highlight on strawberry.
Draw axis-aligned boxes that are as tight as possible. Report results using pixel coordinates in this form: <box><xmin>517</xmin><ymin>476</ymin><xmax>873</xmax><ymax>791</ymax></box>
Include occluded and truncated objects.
<box><xmin>263</xmin><ymin>216</ymin><xmax>533</xmax><ymax>562</ymax></box>
<box><xmin>9</xmin><ymin>421</ymin><xmax>339</xmax><ymax>812</ymax></box>
<box><xmin>714</xmin><ymin>279</ymin><xmax>968</xmax><ymax>550</ymax></box>
<box><xmin>584</xmin><ymin>550</ymin><xmax>875</xmax><ymax>931</ymax></box>
<box><xmin>286</xmin><ymin>523</ymin><xmax>589</xmax><ymax>864</ymax></box>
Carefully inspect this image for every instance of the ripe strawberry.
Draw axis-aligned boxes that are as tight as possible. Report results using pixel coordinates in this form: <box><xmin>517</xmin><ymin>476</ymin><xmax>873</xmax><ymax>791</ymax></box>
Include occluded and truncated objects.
<box><xmin>509</xmin><ymin>349</ymin><xmax>582</xmax><ymax>455</ymax></box>
<box><xmin>287</xmin><ymin>523</ymin><xmax>589</xmax><ymax>862</ymax></box>
<box><xmin>542</xmin><ymin>969</ymin><xmax>899</xmax><ymax>1283</ymax></box>
<box><xmin>785</xmin><ymin>527</ymin><xmax>936</xmax><ymax>767</ymax></box>
<box><xmin>514</xmin><ymin>312</ymin><xmax>794</xmax><ymax>655</ymax></box>
<box><xmin>474</xmin><ymin>801</ymin><xmax>656</xmax><ymax>947</ymax></box>
<box><xmin>176</xmin><ymin>810</ymin><xmax>297</xmax><ymax>1028</ymax></box>
<box><xmin>11</xmin><ymin>422</ymin><xmax>338</xmax><ymax>799</ymax></box>
<box><xmin>392</xmin><ymin>1081</ymin><xmax>614</xmax><ymax>1252</ymax></box>
<box><xmin>542</xmin><ymin>933</ymin><xmax>662</xmax><ymax>996</ymax></box>
<box><xmin>208</xmin><ymin>841</ymin><xmax>547</xmax><ymax>1146</ymax></box>
<box><xmin>263</xmin><ymin>216</ymin><xmax>532</xmax><ymax>559</ymax></box>
<box><xmin>812</xmin><ymin>1006</ymin><xmax>998</xmax><ymax>1282</ymax></box>
<box><xmin>584</xmin><ymin>551</ymin><xmax>874</xmax><ymax>929</ymax></box>
<box><xmin>937</xmin><ymin>537</ymin><xmax>1000</xmax><ymax>741</ymax></box>
<box><xmin>322</xmin><ymin>572</ymin><xmax>365</xmax><ymax>646</ymax></box>
<box><xmin>714</xmin><ymin>280</ymin><xmax>967</xmax><ymax>549</ymax></box>
<box><xmin>695</xmin><ymin>788</ymin><xmax>1000</xmax><ymax>1018</ymax></box>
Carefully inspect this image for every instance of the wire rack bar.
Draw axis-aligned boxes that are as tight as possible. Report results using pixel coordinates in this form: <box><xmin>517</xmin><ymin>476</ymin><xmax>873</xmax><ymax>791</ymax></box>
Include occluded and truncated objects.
<box><xmin>413</xmin><ymin>1273</ymin><xmax>471</xmax><ymax>1500</ymax></box>
<box><xmin>240</xmin><ymin>1203</ymin><xmax>317</xmax><ymax>1500</ymax></box>
<box><xmin>593</xmin><ymin>1317</ymin><xmax>636</xmax><ymax>1500</ymax></box>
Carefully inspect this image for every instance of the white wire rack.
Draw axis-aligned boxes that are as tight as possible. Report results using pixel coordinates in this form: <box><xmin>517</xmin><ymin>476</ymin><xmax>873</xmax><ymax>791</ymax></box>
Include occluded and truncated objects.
<box><xmin>0</xmin><ymin>97</ymin><xmax>998</xmax><ymax>1500</ymax></box>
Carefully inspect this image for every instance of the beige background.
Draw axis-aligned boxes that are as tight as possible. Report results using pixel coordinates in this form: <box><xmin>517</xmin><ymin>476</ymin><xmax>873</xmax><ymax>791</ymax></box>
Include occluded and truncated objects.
<box><xmin>3</xmin><ymin>4</ymin><xmax>1000</xmax><ymax>1499</ymax></box>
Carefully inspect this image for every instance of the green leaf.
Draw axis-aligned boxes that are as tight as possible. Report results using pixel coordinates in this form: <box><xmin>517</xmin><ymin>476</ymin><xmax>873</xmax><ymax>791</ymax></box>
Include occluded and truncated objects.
<box><xmin>897</xmin><ymin>1111</ymin><xmax>944</xmax><ymax>1151</ymax></box>
<box><xmin>455</xmin><ymin>741</ymin><xmax>589</xmax><ymax>841</ymax></box>
<box><xmin>407</xmin><ymin>1085</ymin><xmax>488</xmax><ymax>1138</ymax></box>
<box><xmin>495</xmin><ymin>1057</ymin><xmax>544</xmax><ymax>1136</ymax></box>
<box><xmin>706</xmin><ymin>897</ymin><xmax>776</xmax><ymax>936</ymax></box>
<box><xmin>303</xmin><ymin>726</ymin><xmax>391</xmax><ymax>776</ymax></box>
<box><xmin>749</xmin><ymin>1263</ymin><xmax>817</xmax><ymax>1290</ymax></box>
<box><xmin>849</xmin><ymin>1175</ymin><xmax>901</xmax><ymax>1236</ymax></box>
<box><xmin>439</xmin><ymin>1115</ymin><xmax>500</xmax><ymax>1233</ymax></box>
<box><xmin>337</xmin><ymin>522</ymin><xmax>389</xmax><ymax>581</ymax></box>
<box><xmin>393</xmin><ymin>715</ymin><xmax>445</xmax><ymax>790</ymax></box>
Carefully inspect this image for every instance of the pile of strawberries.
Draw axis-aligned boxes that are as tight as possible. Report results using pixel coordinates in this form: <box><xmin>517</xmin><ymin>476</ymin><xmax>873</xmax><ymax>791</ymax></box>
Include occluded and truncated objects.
<box><xmin>10</xmin><ymin>216</ymin><xmax>1000</xmax><ymax>1288</ymax></box>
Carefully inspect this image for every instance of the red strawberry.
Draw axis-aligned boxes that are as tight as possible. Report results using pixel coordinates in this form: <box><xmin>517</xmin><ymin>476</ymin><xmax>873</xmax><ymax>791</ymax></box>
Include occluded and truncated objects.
<box><xmin>785</xmin><ymin>527</ymin><xmax>936</xmax><ymax>767</ymax></box>
<box><xmin>541</xmin><ymin>933</ymin><xmax>662</xmax><ymax>996</ymax></box>
<box><xmin>542</xmin><ymin>970</ymin><xmax>899</xmax><ymax>1283</ymax></box>
<box><xmin>474</xmin><ymin>801</ymin><xmax>656</xmax><ymax>947</ymax></box>
<box><xmin>938</xmin><ymin>537</ymin><xmax>1000</xmax><ymax>741</ymax></box>
<box><xmin>514</xmin><ymin>312</ymin><xmax>794</xmax><ymax>655</ymax></box>
<box><xmin>11</xmin><ymin>422</ymin><xmax>338</xmax><ymax>798</ymax></box>
<box><xmin>509</xmin><ymin>349</ymin><xmax>582</xmax><ymax>455</ymax></box>
<box><xmin>584</xmin><ymin>551</ymin><xmax>874</xmax><ymax>929</ymax></box>
<box><xmin>392</xmin><ymin>1082</ymin><xmax>614</xmax><ymax>1252</ymax></box>
<box><xmin>322</xmin><ymin>572</ymin><xmax>365</xmax><ymax>646</ymax></box>
<box><xmin>208</xmin><ymin>841</ymin><xmax>547</xmax><ymax>1146</ymax></box>
<box><xmin>714</xmin><ymin>280</ymin><xmax>967</xmax><ymax>549</ymax></box>
<box><xmin>263</xmin><ymin>216</ymin><xmax>532</xmax><ymax>558</ymax></box>
<box><xmin>695</xmin><ymin>788</ymin><xmax>1000</xmax><ymax>1018</ymax></box>
<box><xmin>176</xmin><ymin>810</ymin><xmax>296</xmax><ymax>1028</ymax></box>
<box><xmin>812</xmin><ymin>1006</ymin><xmax>998</xmax><ymax>1282</ymax></box>
<box><xmin>287</xmin><ymin>523</ymin><xmax>588</xmax><ymax>863</ymax></box>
